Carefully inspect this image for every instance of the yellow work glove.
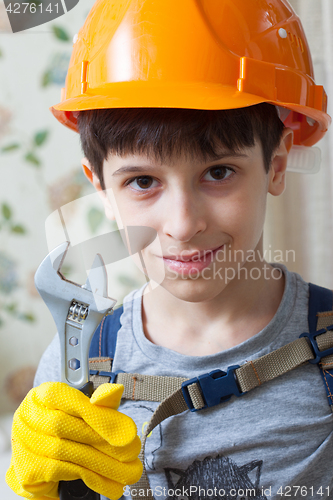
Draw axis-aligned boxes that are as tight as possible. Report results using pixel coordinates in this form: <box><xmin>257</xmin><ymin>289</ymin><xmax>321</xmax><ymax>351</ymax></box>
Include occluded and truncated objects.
<box><xmin>6</xmin><ymin>382</ymin><xmax>143</xmax><ymax>500</ymax></box>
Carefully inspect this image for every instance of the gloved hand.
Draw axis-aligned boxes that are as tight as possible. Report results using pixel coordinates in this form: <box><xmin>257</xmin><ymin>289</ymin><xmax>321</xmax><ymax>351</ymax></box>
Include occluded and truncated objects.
<box><xmin>6</xmin><ymin>382</ymin><xmax>142</xmax><ymax>500</ymax></box>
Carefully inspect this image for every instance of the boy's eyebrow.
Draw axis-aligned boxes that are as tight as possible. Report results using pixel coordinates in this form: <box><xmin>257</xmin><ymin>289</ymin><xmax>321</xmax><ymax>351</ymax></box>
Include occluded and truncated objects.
<box><xmin>111</xmin><ymin>152</ymin><xmax>249</xmax><ymax>176</ymax></box>
<box><xmin>112</xmin><ymin>166</ymin><xmax>159</xmax><ymax>176</ymax></box>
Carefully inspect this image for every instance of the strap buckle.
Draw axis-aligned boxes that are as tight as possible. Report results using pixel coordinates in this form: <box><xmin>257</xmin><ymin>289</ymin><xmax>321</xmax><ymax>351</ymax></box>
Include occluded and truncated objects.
<box><xmin>89</xmin><ymin>369</ymin><xmax>124</xmax><ymax>383</ymax></box>
<box><xmin>181</xmin><ymin>366</ymin><xmax>243</xmax><ymax>412</ymax></box>
<box><xmin>300</xmin><ymin>324</ymin><xmax>333</xmax><ymax>364</ymax></box>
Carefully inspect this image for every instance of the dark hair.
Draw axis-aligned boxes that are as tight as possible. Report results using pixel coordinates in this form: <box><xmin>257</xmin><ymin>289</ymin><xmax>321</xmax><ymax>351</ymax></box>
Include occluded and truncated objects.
<box><xmin>77</xmin><ymin>104</ymin><xmax>285</xmax><ymax>190</ymax></box>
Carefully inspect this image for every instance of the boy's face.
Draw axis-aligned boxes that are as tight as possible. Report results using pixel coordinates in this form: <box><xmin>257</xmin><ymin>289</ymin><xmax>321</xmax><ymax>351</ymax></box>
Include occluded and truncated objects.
<box><xmin>87</xmin><ymin>132</ymin><xmax>291</xmax><ymax>303</ymax></box>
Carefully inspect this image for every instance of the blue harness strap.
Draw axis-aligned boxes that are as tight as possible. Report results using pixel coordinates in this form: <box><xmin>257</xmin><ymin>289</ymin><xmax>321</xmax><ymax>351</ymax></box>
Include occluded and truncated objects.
<box><xmin>308</xmin><ymin>283</ymin><xmax>333</xmax><ymax>407</ymax></box>
<box><xmin>89</xmin><ymin>305</ymin><xmax>124</xmax><ymax>358</ymax></box>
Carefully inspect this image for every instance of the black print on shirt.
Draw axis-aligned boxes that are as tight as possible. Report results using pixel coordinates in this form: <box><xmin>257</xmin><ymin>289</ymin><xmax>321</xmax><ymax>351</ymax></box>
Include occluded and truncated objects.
<box><xmin>132</xmin><ymin>405</ymin><xmax>267</xmax><ymax>499</ymax></box>
<box><xmin>164</xmin><ymin>455</ymin><xmax>267</xmax><ymax>500</ymax></box>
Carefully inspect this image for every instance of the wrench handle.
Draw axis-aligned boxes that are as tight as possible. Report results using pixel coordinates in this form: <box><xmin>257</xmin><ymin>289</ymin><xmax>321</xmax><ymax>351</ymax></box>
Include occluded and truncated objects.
<box><xmin>59</xmin><ymin>382</ymin><xmax>100</xmax><ymax>500</ymax></box>
<box><xmin>59</xmin><ymin>479</ymin><xmax>100</xmax><ymax>500</ymax></box>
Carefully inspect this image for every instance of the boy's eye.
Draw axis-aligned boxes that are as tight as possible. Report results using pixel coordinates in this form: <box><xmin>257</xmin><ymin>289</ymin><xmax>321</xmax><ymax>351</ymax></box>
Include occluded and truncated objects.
<box><xmin>203</xmin><ymin>166</ymin><xmax>234</xmax><ymax>182</ymax></box>
<box><xmin>127</xmin><ymin>176</ymin><xmax>158</xmax><ymax>191</ymax></box>
<box><xmin>125</xmin><ymin>166</ymin><xmax>234</xmax><ymax>191</ymax></box>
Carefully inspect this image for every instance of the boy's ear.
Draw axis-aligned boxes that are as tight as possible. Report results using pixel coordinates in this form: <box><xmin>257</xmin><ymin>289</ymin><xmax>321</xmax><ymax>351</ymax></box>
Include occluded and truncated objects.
<box><xmin>268</xmin><ymin>128</ymin><xmax>293</xmax><ymax>196</ymax></box>
<box><xmin>81</xmin><ymin>158</ymin><xmax>115</xmax><ymax>221</ymax></box>
<box><xmin>82</xmin><ymin>160</ymin><xmax>94</xmax><ymax>183</ymax></box>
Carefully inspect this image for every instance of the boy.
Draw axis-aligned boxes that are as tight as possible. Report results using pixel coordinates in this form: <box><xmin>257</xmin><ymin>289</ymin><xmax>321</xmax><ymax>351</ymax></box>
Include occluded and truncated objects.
<box><xmin>6</xmin><ymin>0</ymin><xmax>333</xmax><ymax>499</ymax></box>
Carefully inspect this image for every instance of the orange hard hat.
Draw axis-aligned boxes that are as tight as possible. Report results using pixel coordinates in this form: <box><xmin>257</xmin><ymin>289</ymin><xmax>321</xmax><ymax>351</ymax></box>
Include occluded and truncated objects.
<box><xmin>51</xmin><ymin>0</ymin><xmax>331</xmax><ymax>147</ymax></box>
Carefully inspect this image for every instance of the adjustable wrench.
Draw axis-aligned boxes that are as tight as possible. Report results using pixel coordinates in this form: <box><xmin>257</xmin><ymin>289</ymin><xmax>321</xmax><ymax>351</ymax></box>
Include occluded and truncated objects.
<box><xmin>34</xmin><ymin>241</ymin><xmax>117</xmax><ymax>500</ymax></box>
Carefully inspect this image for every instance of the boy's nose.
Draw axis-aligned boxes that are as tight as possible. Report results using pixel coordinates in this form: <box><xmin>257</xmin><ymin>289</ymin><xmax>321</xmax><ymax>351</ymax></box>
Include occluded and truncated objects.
<box><xmin>162</xmin><ymin>193</ymin><xmax>207</xmax><ymax>242</ymax></box>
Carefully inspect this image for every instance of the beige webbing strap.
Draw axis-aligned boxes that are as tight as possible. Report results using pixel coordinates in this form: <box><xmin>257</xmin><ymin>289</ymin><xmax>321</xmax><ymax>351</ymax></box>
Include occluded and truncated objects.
<box><xmin>117</xmin><ymin>372</ymin><xmax>188</xmax><ymax>402</ymax></box>
<box><xmin>130</xmin><ymin>388</ymin><xmax>188</xmax><ymax>500</ymax></box>
<box><xmin>88</xmin><ymin>329</ymin><xmax>333</xmax><ymax>403</ymax></box>
<box><xmin>89</xmin><ymin>335</ymin><xmax>329</xmax><ymax>406</ymax></box>
<box><xmin>317</xmin><ymin>313</ymin><xmax>333</xmax><ymax>355</ymax></box>
<box><xmin>235</xmin><ymin>337</ymin><xmax>314</xmax><ymax>392</ymax></box>
<box><xmin>317</xmin><ymin>325</ymin><xmax>333</xmax><ymax>368</ymax></box>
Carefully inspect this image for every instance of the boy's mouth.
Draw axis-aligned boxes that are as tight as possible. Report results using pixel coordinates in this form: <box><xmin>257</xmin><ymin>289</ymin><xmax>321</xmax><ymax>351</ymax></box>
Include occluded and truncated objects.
<box><xmin>162</xmin><ymin>245</ymin><xmax>224</xmax><ymax>262</ymax></box>
<box><xmin>160</xmin><ymin>245</ymin><xmax>225</xmax><ymax>274</ymax></box>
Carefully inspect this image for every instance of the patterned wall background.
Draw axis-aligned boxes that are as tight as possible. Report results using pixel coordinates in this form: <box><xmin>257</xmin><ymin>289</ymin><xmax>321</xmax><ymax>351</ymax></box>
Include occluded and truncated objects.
<box><xmin>0</xmin><ymin>0</ymin><xmax>146</xmax><ymax>416</ymax></box>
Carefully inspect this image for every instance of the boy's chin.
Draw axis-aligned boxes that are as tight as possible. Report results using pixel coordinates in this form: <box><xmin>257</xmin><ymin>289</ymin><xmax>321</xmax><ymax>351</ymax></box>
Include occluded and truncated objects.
<box><xmin>159</xmin><ymin>274</ymin><xmax>228</xmax><ymax>303</ymax></box>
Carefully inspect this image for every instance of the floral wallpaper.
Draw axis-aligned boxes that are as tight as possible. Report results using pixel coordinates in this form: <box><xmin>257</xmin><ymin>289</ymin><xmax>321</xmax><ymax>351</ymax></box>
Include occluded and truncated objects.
<box><xmin>0</xmin><ymin>1</ymin><xmax>145</xmax><ymax>413</ymax></box>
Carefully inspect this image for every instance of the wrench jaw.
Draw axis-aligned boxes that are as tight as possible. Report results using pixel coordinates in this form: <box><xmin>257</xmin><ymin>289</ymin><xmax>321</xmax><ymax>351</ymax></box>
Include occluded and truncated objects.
<box><xmin>34</xmin><ymin>241</ymin><xmax>117</xmax><ymax>389</ymax></box>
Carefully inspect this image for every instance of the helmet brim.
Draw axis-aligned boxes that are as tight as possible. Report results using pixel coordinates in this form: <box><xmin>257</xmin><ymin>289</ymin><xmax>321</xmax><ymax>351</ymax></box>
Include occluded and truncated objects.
<box><xmin>51</xmin><ymin>82</ymin><xmax>331</xmax><ymax>146</ymax></box>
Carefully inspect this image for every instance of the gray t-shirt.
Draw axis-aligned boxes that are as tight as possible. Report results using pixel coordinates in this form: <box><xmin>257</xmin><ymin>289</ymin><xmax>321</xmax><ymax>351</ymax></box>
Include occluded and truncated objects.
<box><xmin>34</xmin><ymin>266</ymin><xmax>333</xmax><ymax>499</ymax></box>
